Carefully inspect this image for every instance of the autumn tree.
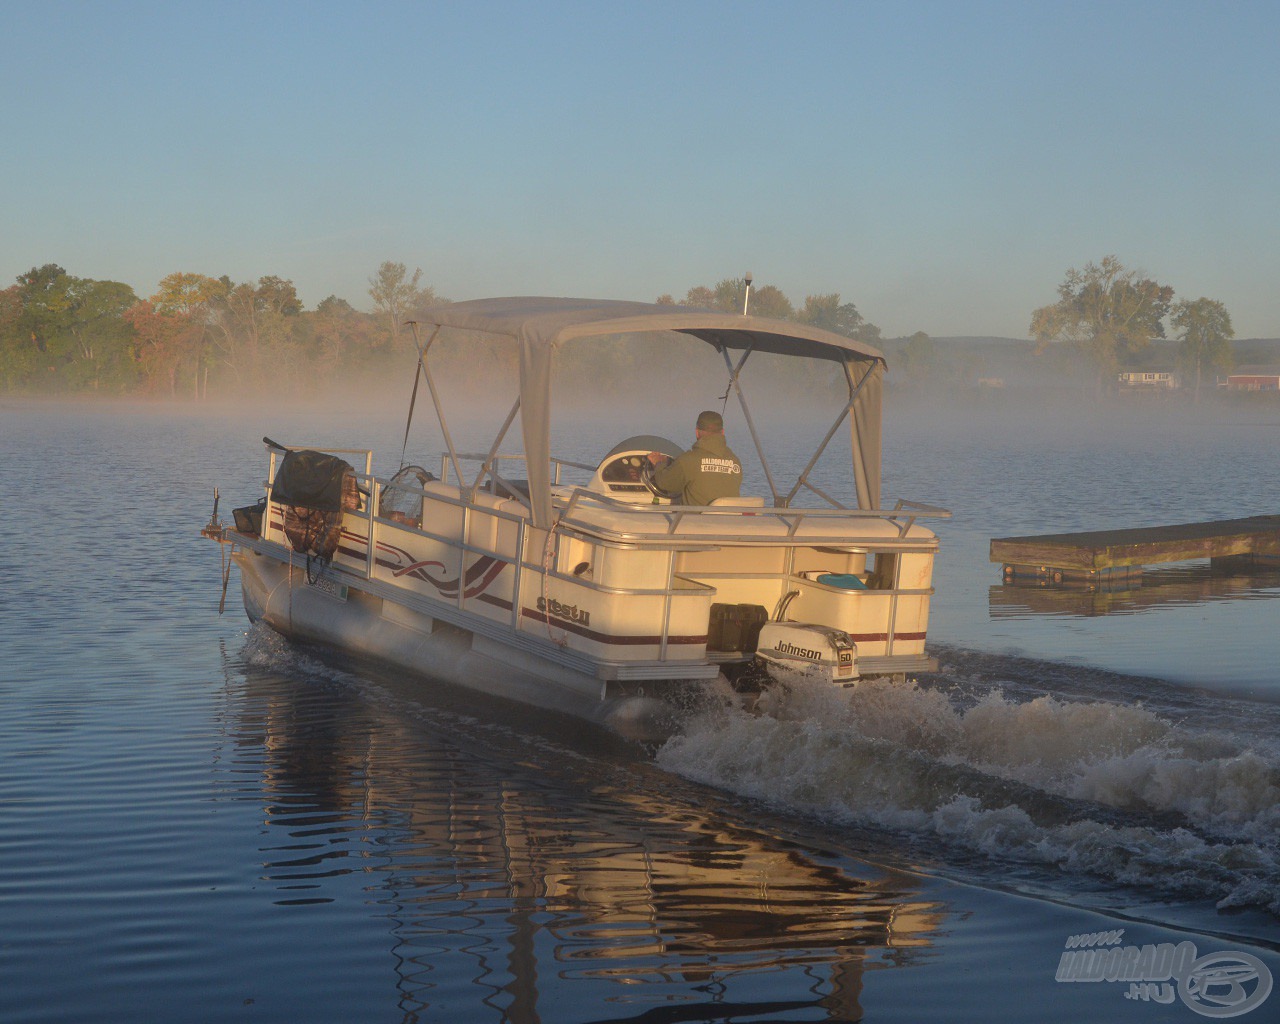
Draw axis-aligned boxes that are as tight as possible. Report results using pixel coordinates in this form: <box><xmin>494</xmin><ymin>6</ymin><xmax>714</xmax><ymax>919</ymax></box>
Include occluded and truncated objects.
<box><xmin>1030</xmin><ymin>255</ymin><xmax>1173</xmax><ymax>394</ymax></box>
<box><xmin>149</xmin><ymin>272</ymin><xmax>228</xmax><ymax>396</ymax></box>
<box><xmin>1171</xmin><ymin>297</ymin><xmax>1233</xmax><ymax>401</ymax></box>
<box><xmin>123</xmin><ymin>300</ymin><xmax>191</xmax><ymax>395</ymax></box>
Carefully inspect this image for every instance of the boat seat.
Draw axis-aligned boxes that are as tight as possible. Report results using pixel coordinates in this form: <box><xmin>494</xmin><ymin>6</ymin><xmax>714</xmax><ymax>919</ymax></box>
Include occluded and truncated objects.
<box><xmin>708</xmin><ymin>495</ymin><xmax>766</xmax><ymax>507</ymax></box>
<box><xmin>486</xmin><ymin>477</ymin><xmax>529</xmax><ymax>501</ymax></box>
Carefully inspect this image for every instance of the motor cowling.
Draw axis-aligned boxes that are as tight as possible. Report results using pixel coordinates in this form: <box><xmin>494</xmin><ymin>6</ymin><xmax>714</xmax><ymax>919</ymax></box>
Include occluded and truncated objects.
<box><xmin>754</xmin><ymin>622</ymin><xmax>858</xmax><ymax>684</ymax></box>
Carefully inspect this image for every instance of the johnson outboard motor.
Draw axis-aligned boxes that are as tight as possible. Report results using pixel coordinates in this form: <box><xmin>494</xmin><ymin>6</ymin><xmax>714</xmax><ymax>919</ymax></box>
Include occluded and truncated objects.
<box><xmin>754</xmin><ymin>622</ymin><xmax>858</xmax><ymax>685</ymax></box>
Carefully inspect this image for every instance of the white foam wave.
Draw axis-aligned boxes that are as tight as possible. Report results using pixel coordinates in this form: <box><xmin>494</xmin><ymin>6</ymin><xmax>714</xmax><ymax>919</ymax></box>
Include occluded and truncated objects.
<box><xmin>656</xmin><ymin>676</ymin><xmax>1280</xmax><ymax>913</ymax></box>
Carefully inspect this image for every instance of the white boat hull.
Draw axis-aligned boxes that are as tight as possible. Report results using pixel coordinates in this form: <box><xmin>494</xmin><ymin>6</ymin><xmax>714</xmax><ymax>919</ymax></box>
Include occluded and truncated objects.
<box><xmin>237</xmin><ymin>548</ymin><xmax>683</xmax><ymax>741</ymax></box>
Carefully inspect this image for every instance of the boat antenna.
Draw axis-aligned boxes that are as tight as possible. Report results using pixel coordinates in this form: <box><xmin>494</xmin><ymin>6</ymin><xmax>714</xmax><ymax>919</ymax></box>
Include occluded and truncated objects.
<box><xmin>741</xmin><ymin>271</ymin><xmax>752</xmax><ymax>315</ymax></box>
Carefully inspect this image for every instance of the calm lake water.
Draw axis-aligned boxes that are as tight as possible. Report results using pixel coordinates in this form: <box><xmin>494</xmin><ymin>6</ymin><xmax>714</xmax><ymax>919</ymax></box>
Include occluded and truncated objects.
<box><xmin>1</xmin><ymin>396</ymin><xmax>1277</xmax><ymax>1023</ymax></box>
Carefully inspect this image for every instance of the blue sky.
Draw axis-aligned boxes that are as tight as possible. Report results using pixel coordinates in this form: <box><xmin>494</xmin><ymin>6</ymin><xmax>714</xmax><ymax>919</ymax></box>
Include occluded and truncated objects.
<box><xmin>3</xmin><ymin>0</ymin><xmax>1277</xmax><ymax>339</ymax></box>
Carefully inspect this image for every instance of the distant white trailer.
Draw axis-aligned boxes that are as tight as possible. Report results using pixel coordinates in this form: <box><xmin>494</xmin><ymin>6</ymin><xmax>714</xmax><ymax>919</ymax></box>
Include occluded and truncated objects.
<box><xmin>1117</xmin><ymin>371</ymin><xmax>1179</xmax><ymax>390</ymax></box>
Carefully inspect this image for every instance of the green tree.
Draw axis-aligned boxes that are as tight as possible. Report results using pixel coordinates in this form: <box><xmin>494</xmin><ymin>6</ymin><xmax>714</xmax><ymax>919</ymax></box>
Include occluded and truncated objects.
<box><xmin>711</xmin><ymin>278</ymin><xmax>748</xmax><ymax>313</ymax></box>
<box><xmin>680</xmin><ymin>285</ymin><xmax>719</xmax><ymax>310</ymax></box>
<box><xmin>0</xmin><ymin>285</ymin><xmax>19</xmax><ymax>347</ymax></box>
<box><xmin>369</xmin><ymin>261</ymin><xmax>436</xmax><ymax>351</ymax></box>
<box><xmin>14</xmin><ymin>264</ymin><xmax>73</xmax><ymax>360</ymax></box>
<box><xmin>1171</xmin><ymin>297</ymin><xmax>1233</xmax><ymax>401</ymax></box>
<box><xmin>744</xmin><ymin>284</ymin><xmax>794</xmax><ymax>320</ymax></box>
<box><xmin>796</xmin><ymin>293</ymin><xmax>881</xmax><ymax>345</ymax></box>
<box><xmin>61</xmin><ymin>278</ymin><xmax>139</xmax><ymax>390</ymax></box>
<box><xmin>6</xmin><ymin>266</ymin><xmax>140</xmax><ymax>390</ymax></box>
<box><xmin>0</xmin><ymin>282</ymin><xmax>36</xmax><ymax>387</ymax></box>
<box><xmin>900</xmin><ymin>331</ymin><xmax>936</xmax><ymax>382</ymax></box>
<box><xmin>213</xmin><ymin>276</ymin><xmax>304</xmax><ymax>390</ymax></box>
<box><xmin>255</xmin><ymin>275</ymin><xmax>302</xmax><ymax>316</ymax></box>
<box><xmin>1030</xmin><ymin>255</ymin><xmax>1173</xmax><ymax>394</ymax></box>
<box><xmin>313</xmin><ymin>295</ymin><xmax>376</xmax><ymax>375</ymax></box>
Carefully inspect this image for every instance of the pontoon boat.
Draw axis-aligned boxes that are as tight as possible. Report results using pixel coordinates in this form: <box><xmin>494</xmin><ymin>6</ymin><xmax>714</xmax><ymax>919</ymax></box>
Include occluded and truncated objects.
<box><xmin>203</xmin><ymin>298</ymin><xmax>948</xmax><ymax>739</ymax></box>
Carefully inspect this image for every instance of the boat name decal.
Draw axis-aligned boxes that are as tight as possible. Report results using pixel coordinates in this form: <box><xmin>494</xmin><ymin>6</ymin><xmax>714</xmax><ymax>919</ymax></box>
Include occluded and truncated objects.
<box><xmin>536</xmin><ymin>596</ymin><xmax>590</xmax><ymax>627</ymax></box>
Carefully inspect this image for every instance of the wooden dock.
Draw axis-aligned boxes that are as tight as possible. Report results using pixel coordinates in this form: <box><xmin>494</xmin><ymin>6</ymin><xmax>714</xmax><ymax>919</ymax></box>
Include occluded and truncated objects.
<box><xmin>991</xmin><ymin>515</ymin><xmax>1280</xmax><ymax>583</ymax></box>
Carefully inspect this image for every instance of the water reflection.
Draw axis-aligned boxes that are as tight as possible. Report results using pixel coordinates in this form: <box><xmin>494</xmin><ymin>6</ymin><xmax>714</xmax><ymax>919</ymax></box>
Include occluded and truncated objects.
<box><xmin>990</xmin><ymin>562</ymin><xmax>1280</xmax><ymax>618</ymax></box>
<box><xmin>227</xmin><ymin>660</ymin><xmax>945</xmax><ymax>1022</ymax></box>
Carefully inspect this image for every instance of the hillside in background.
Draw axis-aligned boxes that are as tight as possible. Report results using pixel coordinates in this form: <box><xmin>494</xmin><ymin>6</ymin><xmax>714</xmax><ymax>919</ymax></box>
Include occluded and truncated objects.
<box><xmin>877</xmin><ymin>335</ymin><xmax>1280</xmax><ymax>391</ymax></box>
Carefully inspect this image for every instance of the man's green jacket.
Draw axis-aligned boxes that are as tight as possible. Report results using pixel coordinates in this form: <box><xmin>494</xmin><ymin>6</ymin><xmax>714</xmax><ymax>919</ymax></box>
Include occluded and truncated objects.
<box><xmin>654</xmin><ymin>433</ymin><xmax>743</xmax><ymax>505</ymax></box>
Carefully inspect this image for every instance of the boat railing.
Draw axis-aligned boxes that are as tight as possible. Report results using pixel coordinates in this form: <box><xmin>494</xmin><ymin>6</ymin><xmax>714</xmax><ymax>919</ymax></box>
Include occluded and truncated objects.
<box><xmin>547</xmin><ymin>487</ymin><xmax>946</xmax><ymax>663</ymax></box>
<box><xmin>439</xmin><ymin>451</ymin><xmax>595</xmax><ymax>490</ymax></box>
<box><xmin>430</xmin><ymin>450</ymin><xmax>949</xmax><ymax>542</ymax></box>
<box><xmin>256</xmin><ymin>449</ymin><xmax>945</xmax><ymax>672</ymax></box>
<box><xmin>324</xmin><ymin>466</ymin><xmax>716</xmax><ymax>669</ymax></box>
<box><xmin>554</xmin><ymin>486</ymin><xmax>949</xmax><ymax>547</ymax></box>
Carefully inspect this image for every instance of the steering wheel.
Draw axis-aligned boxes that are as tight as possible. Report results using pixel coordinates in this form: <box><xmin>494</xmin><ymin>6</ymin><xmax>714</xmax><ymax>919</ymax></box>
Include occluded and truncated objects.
<box><xmin>640</xmin><ymin>456</ymin><xmax>681</xmax><ymax>499</ymax></box>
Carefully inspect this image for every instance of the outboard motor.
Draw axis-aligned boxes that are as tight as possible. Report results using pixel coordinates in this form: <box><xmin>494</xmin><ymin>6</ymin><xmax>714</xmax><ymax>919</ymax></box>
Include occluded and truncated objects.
<box><xmin>754</xmin><ymin>622</ymin><xmax>858</xmax><ymax>685</ymax></box>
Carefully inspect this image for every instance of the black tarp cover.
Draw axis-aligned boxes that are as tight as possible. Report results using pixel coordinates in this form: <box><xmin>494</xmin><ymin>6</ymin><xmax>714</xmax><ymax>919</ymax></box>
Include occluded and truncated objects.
<box><xmin>270</xmin><ymin>450</ymin><xmax>355</xmax><ymax>512</ymax></box>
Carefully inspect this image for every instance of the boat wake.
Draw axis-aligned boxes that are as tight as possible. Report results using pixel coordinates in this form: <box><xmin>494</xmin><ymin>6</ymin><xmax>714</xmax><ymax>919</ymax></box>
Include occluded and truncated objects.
<box><xmin>237</xmin><ymin>621</ymin><xmax>1280</xmax><ymax>917</ymax></box>
<box><xmin>657</xmin><ymin>667</ymin><xmax>1280</xmax><ymax>916</ymax></box>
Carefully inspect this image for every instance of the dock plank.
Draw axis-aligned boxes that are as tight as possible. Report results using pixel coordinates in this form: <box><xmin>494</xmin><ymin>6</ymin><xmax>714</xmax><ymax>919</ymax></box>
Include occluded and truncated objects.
<box><xmin>991</xmin><ymin>515</ymin><xmax>1280</xmax><ymax>572</ymax></box>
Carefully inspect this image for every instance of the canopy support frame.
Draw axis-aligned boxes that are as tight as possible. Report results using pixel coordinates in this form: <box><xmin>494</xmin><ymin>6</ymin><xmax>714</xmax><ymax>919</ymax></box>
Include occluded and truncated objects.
<box><xmin>717</xmin><ymin>343</ymin><xmax>783</xmax><ymax>505</ymax></box>
<box><xmin>472</xmin><ymin>396</ymin><xmax>524</xmax><ymax>502</ymax></box>
<box><xmin>411</xmin><ymin>323</ymin><xmax>466</xmax><ymax>488</ymax></box>
<box><xmin>783</xmin><ymin>357</ymin><xmax>878</xmax><ymax>509</ymax></box>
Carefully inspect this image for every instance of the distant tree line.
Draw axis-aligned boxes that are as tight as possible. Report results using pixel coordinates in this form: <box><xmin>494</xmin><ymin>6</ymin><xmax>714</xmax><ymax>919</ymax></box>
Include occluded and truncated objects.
<box><xmin>0</xmin><ymin>266</ymin><xmax>888</xmax><ymax>399</ymax></box>
<box><xmin>0</xmin><ymin>257</ymin><xmax>1245</xmax><ymax>401</ymax></box>
<box><xmin>0</xmin><ymin>261</ymin><xmax>441</xmax><ymax>397</ymax></box>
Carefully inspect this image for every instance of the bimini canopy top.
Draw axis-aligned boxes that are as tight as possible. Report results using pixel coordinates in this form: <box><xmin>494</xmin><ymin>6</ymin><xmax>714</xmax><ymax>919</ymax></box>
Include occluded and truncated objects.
<box><xmin>407</xmin><ymin>297</ymin><xmax>887</xmax><ymax>527</ymax></box>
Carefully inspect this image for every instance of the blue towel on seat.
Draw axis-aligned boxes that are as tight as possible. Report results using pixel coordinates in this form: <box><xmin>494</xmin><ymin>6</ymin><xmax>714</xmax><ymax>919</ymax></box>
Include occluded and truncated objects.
<box><xmin>816</xmin><ymin>573</ymin><xmax>868</xmax><ymax>590</ymax></box>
